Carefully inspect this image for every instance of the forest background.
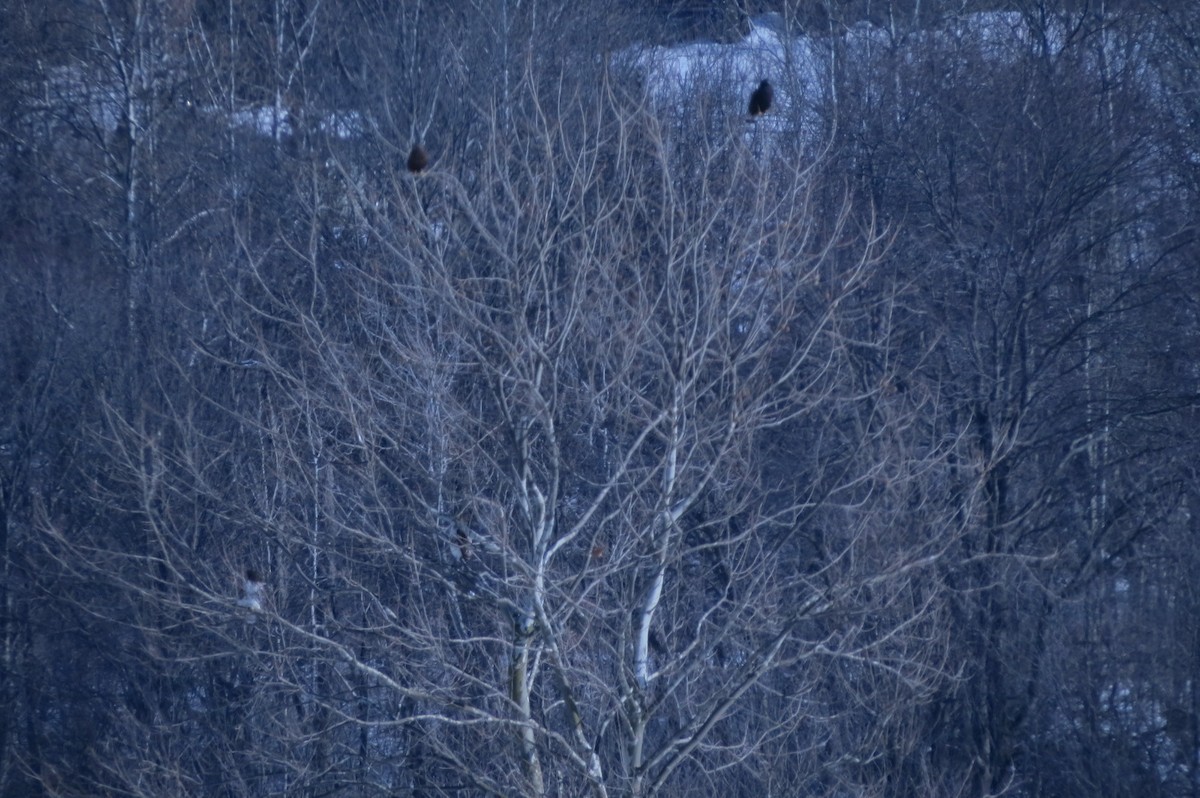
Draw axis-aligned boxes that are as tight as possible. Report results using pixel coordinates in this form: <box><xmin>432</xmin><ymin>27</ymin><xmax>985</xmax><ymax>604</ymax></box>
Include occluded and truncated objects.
<box><xmin>2</xmin><ymin>0</ymin><xmax>1200</xmax><ymax>795</ymax></box>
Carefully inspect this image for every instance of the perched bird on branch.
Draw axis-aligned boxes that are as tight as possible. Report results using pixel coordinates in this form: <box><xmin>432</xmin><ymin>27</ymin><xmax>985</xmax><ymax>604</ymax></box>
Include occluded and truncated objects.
<box><xmin>237</xmin><ymin>568</ymin><xmax>265</xmax><ymax>613</ymax></box>
<box><xmin>747</xmin><ymin>79</ymin><xmax>773</xmax><ymax>118</ymax></box>
<box><xmin>454</xmin><ymin>523</ymin><xmax>473</xmax><ymax>561</ymax></box>
<box><xmin>407</xmin><ymin>143</ymin><xmax>429</xmax><ymax>173</ymax></box>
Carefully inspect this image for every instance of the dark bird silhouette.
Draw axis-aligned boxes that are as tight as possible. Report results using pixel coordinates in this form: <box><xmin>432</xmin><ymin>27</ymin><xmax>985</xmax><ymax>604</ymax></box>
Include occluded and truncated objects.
<box><xmin>748</xmin><ymin>79</ymin><xmax>773</xmax><ymax>117</ymax></box>
<box><xmin>406</xmin><ymin>143</ymin><xmax>429</xmax><ymax>173</ymax></box>
<box><xmin>238</xmin><ymin>569</ymin><xmax>265</xmax><ymax>612</ymax></box>
<box><xmin>454</xmin><ymin>523</ymin><xmax>473</xmax><ymax>561</ymax></box>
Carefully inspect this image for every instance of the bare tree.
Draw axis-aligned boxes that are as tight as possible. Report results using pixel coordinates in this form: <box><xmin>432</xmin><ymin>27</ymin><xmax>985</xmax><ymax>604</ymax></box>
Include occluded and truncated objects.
<box><xmin>20</xmin><ymin>3</ymin><xmax>1200</xmax><ymax>797</ymax></box>
<box><xmin>34</xmin><ymin>47</ymin><xmax>963</xmax><ymax>795</ymax></box>
<box><xmin>820</xmin><ymin>3</ymin><xmax>1196</xmax><ymax>794</ymax></box>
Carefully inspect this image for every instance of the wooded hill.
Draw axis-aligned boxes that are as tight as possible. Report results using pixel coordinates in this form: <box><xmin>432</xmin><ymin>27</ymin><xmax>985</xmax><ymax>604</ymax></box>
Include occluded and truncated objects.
<box><xmin>1</xmin><ymin>1</ymin><xmax>1198</xmax><ymax>796</ymax></box>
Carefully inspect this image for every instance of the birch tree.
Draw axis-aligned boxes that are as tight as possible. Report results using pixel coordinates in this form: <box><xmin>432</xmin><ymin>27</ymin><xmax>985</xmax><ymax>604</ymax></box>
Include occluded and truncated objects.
<box><xmin>35</xmin><ymin>50</ymin><xmax>962</xmax><ymax>795</ymax></box>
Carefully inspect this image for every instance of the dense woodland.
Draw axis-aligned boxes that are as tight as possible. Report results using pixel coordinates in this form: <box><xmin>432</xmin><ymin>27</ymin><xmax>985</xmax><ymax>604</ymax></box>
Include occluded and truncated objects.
<box><xmin>2</xmin><ymin>0</ymin><xmax>1200</xmax><ymax>795</ymax></box>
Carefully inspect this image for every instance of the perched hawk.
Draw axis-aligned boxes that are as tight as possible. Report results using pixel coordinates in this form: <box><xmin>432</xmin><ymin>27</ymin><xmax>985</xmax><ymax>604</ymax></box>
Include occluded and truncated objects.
<box><xmin>407</xmin><ymin>143</ymin><xmax>429</xmax><ymax>173</ymax></box>
<box><xmin>237</xmin><ymin>569</ymin><xmax>265</xmax><ymax>613</ymax></box>
<box><xmin>748</xmin><ymin>79</ymin><xmax>773</xmax><ymax>117</ymax></box>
